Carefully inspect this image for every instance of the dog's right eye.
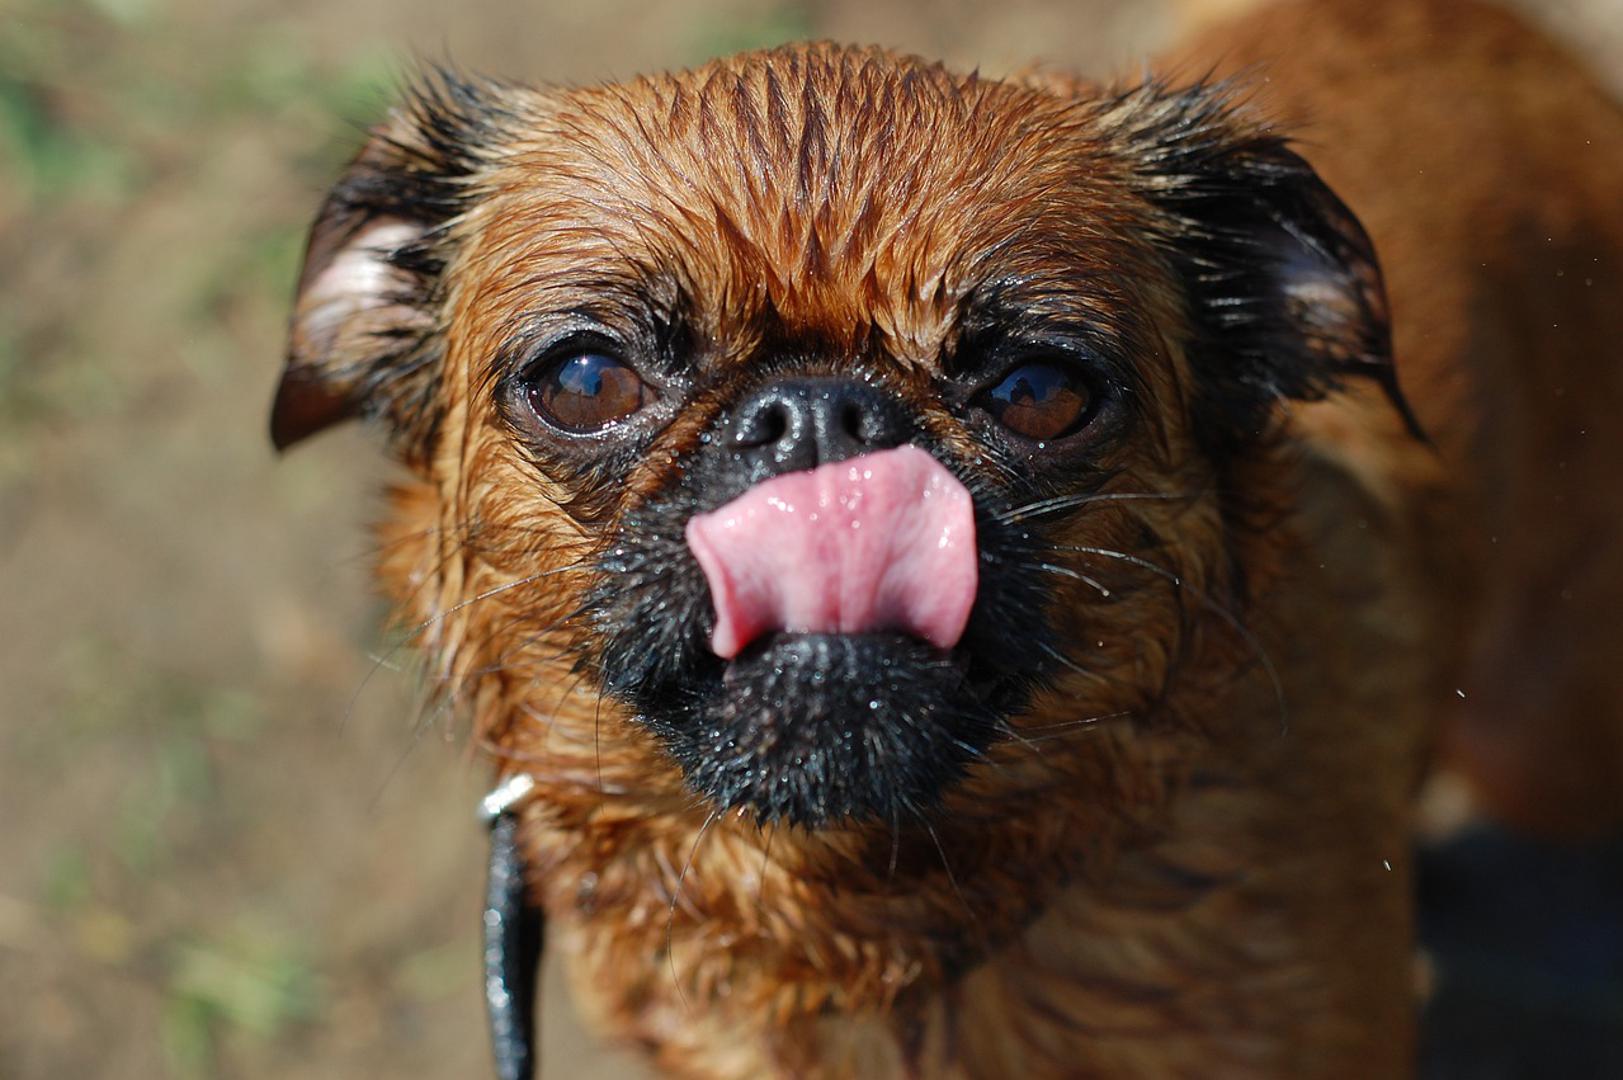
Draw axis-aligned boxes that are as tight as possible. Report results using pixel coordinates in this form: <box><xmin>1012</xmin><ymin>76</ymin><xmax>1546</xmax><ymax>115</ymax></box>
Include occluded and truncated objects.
<box><xmin>520</xmin><ymin>351</ymin><xmax>653</xmax><ymax>434</ymax></box>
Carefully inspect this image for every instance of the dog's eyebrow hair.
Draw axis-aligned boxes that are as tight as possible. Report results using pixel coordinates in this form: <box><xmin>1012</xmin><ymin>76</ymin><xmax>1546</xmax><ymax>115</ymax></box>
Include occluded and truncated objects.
<box><xmin>487</xmin><ymin>280</ymin><xmax>699</xmax><ymax>384</ymax></box>
<box><xmin>956</xmin><ymin>280</ymin><xmax>1144</xmax><ymax>392</ymax></box>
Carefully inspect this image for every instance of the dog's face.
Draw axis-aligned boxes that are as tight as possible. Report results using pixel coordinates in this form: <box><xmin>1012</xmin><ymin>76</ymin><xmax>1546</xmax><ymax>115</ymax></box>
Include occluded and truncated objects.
<box><xmin>275</xmin><ymin>45</ymin><xmax>1398</xmax><ymax>880</ymax></box>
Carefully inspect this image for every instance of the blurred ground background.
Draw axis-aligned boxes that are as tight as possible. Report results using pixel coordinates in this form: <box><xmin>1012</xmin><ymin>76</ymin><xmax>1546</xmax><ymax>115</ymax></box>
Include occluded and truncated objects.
<box><xmin>1</xmin><ymin>1</ymin><xmax>1619</xmax><ymax>1077</ymax></box>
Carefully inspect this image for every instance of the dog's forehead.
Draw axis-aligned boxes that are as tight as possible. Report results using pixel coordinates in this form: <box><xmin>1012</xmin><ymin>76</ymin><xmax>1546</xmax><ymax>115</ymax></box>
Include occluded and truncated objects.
<box><xmin>466</xmin><ymin>45</ymin><xmax>1126</xmax><ymax>362</ymax></box>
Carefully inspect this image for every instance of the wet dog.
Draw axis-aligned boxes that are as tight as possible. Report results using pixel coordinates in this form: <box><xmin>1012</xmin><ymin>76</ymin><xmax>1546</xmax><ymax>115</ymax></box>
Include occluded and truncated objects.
<box><xmin>272</xmin><ymin>0</ymin><xmax>1623</xmax><ymax>1074</ymax></box>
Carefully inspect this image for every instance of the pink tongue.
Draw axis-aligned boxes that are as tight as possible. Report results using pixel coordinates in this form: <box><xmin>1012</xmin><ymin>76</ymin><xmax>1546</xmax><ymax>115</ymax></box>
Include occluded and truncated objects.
<box><xmin>685</xmin><ymin>445</ymin><xmax>978</xmax><ymax>659</ymax></box>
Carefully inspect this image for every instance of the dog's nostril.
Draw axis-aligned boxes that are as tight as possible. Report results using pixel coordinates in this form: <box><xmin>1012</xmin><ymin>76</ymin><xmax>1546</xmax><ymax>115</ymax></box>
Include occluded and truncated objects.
<box><xmin>839</xmin><ymin>400</ymin><xmax>865</xmax><ymax>442</ymax></box>
<box><xmin>760</xmin><ymin>405</ymin><xmax>789</xmax><ymax>445</ymax></box>
<box><xmin>735</xmin><ymin>401</ymin><xmax>790</xmax><ymax>447</ymax></box>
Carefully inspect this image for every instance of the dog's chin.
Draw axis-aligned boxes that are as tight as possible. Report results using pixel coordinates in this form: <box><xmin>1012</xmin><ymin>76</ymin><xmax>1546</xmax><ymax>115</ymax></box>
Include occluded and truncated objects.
<box><xmin>651</xmin><ymin>632</ymin><xmax>997</xmax><ymax>829</ymax></box>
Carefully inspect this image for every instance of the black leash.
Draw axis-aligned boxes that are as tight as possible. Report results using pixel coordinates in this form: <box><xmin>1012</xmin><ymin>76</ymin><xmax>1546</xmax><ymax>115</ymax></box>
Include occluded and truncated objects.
<box><xmin>481</xmin><ymin>776</ymin><xmax>544</xmax><ymax>1080</ymax></box>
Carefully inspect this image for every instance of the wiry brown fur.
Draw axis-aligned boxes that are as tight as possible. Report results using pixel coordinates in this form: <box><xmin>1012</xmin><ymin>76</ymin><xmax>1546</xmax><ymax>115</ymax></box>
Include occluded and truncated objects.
<box><xmin>279</xmin><ymin>0</ymin><xmax>1623</xmax><ymax>1075</ymax></box>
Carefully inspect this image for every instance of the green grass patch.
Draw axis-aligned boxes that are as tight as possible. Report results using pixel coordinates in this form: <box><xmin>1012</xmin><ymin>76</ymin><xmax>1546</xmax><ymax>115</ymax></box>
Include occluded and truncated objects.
<box><xmin>0</xmin><ymin>72</ymin><xmax>141</xmax><ymax>204</ymax></box>
<box><xmin>686</xmin><ymin>1</ymin><xmax>817</xmax><ymax>62</ymax></box>
<box><xmin>162</xmin><ymin>930</ymin><xmax>323</xmax><ymax>1078</ymax></box>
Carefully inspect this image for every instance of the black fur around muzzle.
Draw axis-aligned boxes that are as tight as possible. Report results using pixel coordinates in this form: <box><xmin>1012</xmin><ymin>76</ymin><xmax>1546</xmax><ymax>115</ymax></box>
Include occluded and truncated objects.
<box><xmin>585</xmin><ymin>409</ymin><xmax>1061</xmax><ymax>829</ymax></box>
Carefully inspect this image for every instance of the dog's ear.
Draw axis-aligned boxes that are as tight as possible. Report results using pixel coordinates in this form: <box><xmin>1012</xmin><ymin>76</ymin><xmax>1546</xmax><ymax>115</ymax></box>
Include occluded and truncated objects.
<box><xmin>271</xmin><ymin>71</ymin><xmax>523</xmax><ymax>457</ymax></box>
<box><xmin>1103</xmin><ymin>80</ymin><xmax>1422</xmax><ymax>451</ymax></box>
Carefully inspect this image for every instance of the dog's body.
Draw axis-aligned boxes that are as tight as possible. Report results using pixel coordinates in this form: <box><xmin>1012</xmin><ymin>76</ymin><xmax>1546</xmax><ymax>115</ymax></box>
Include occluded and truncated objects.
<box><xmin>1187</xmin><ymin>0</ymin><xmax>1623</xmax><ymax>845</ymax></box>
<box><xmin>274</xmin><ymin>0</ymin><xmax>1623</xmax><ymax>1075</ymax></box>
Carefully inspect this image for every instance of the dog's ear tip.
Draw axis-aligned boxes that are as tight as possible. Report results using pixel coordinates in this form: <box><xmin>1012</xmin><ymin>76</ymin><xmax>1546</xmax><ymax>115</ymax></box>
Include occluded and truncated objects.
<box><xmin>269</xmin><ymin>364</ymin><xmax>357</xmax><ymax>451</ymax></box>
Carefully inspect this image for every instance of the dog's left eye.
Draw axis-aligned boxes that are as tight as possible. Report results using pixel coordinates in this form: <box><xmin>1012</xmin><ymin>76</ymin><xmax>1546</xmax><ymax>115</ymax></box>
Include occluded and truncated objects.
<box><xmin>522</xmin><ymin>352</ymin><xmax>652</xmax><ymax>434</ymax></box>
<box><xmin>976</xmin><ymin>361</ymin><xmax>1094</xmax><ymax>440</ymax></box>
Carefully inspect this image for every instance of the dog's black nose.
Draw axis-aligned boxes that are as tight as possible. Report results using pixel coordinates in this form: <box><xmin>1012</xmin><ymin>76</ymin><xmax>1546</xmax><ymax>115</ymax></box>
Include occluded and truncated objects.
<box><xmin>726</xmin><ymin>377</ymin><xmax>911</xmax><ymax>476</ymax></box>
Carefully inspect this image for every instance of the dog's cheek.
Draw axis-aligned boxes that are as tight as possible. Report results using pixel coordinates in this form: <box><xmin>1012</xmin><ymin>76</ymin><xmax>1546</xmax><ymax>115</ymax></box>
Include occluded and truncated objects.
<box><xmin>1044</xmin><ymin>478</ymin><xmax>1221</xmax><ymax>713</ymax></box>
<box><xmin>376</xmin><ymin>478</ymin><xmax>448</xmax><ymax>633</ymax></box>
<box><xmin>592</xmin><ymin>494</ymin><xmax>719</xmax><ymax>703</ymax></box>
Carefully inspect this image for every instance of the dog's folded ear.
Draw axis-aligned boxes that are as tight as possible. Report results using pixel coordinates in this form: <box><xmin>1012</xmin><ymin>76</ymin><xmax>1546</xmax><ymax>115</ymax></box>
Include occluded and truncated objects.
<box><xmin>1103</xmin><ymin>80</ymin><xmax>1422</xmax><ymax>451</ymax></box>
<box><xmin>271</xmin><ymin>70</ymin><xmax>525</xmax><ymax>458</ymax></box>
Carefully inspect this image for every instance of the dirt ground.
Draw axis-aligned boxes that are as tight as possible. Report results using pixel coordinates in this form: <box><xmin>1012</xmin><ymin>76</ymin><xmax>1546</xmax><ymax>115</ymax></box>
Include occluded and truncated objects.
<box><xmin>2</xmin><ymin>2</ymin><xmax>1619</xmax><ymax>1078</ymax></box>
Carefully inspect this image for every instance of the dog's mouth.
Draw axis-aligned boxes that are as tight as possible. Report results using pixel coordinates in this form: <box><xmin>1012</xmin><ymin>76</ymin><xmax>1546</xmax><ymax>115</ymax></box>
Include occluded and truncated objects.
<box><xmin>684</xmin><ymin>629</ymin><xmax>999</xmax><ymax>826</ymax></box>
<box><xmin>593</xmin><ymin>443</ymin><xmax>1056</xmax><ymax>829</ymax></box>
<box><xmin>684</xmin><ymin>445</ymin><xmax>980</xmax><ymax>660</ymax></box>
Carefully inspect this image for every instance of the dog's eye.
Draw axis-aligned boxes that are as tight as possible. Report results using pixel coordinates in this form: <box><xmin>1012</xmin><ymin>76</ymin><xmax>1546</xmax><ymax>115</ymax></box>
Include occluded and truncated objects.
<box><xmin>524</xmin><ymin>352</ymin><xmax>651</xmax><ymax>434</ymax></box>
<box><xmin>976</xmin><ymin>361</ymin><xmax>1093</xmax><ymax>440</ymax></box>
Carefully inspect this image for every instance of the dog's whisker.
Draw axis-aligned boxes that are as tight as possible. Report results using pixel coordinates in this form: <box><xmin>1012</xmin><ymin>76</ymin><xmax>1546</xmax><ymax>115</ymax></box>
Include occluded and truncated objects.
<box><xmin>885</xmin><ymin>803</ymin><xmax>902</xmax><ymax>891</ymax></box>
<box><xmin>1032</xmin><ymin>639</ymin><xmax>1104</xmax><ymax>688</ymax></box>
<box><xmin>754</xmin><ymin>822</ymin><xmax>779</xmax><ymax>912</ymax></box>
<box><xmin>1051</xmin><ymin>543</ymin><xmax>1182</xmax><ymax>584</ymax></box>
<box><xmin>666</xmin><ymin>809</ymin><xmax>722</xmax><ymax>1013</ymax></box>
<box><xmin>335</xmin><ymin>521</ymin><xmax>447</xmax><ymax>568</ymax></box>
<box><xmin>360</xmin><ymin>650</ymin><xmax>410</xmax><ymax>674</ymax></box>
<box><xmin>345</xmin><ymin>515</ymin><xmax>571</xmax><ymax>571</ymax></box>
<box><xmin>366</xmin><ymin>676</ymin><xmax>453</xmax><ymax>811</ymax></box>
<box><xmin>1012</xmin><ymin>714</ymin><xmax>1136</xmax><ymax>745</ymax></box>
<box><xmin>991</xmin><ymin>716</ymin><xmax>1045</xmax><ymax>748</ymax></box>
<box><xmin>344</xmin><ymin>557</ymin><xmax>599</xmax><ymax>730</ymax></box>
<box><xmin>470</xmin><ymin>731</ymin><xmax>649</xmax><ymax>795</ymax></box>
<box><xmin>448</xmin><ymin>601</ymin><xmax>599</xmax><ymax>685</ymax></box>
<box><xmin>376</xmin><ymin>600</ymin><xmax>604</xmax><ymax>792</ymax></box>
<box><xmin>1029</xmin><ymin>560</ymin><xmax>1114</xmax><ymax>597</ymax></box>
<box><xmin>991</xmin><ymin>490</ymin><xmax>1198</xmax><ymax>526</ymax></box>
<box><xmin>385</xmin><ymin>517</ymin><xmax>570</xmax><ymax>610</ymax></box>
<box><xmin>1059</xmin><ymin>543</ymin><xmax>1290</xmax><ymax>734</ymax></box>
<box><xmin>1016</xmin><ymin>710</ymin><xmax>1134</xmax><ymax>735</ymax></box>
<box><xmin>593</xmin><ymin>677</ymin><xmax>608</xmax><ymax>795</ymax></box>
<box><xmin>914</xmin><ymin>809</ymin><xmax>990</xmax><ymax>961</ymax></box>
<box><xmin>340</xmin><ymin>537</ymin><xmax>472</xmax><ymax>729</ymax></box>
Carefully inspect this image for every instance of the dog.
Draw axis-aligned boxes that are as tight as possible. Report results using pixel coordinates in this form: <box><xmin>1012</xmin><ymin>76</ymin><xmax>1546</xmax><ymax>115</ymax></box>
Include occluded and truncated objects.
<box><xmin>271</xmin><ymin>0</ymin><xmax>1623</xmax><ymax>1074</ymax></box>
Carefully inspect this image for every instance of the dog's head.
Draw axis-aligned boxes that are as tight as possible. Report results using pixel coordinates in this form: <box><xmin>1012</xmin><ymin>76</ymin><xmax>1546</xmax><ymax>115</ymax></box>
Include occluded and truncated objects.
<box><xmin>274</xmin><ymin>42</ymin><xmax>1404</xmax><ymax>948</ymax></box>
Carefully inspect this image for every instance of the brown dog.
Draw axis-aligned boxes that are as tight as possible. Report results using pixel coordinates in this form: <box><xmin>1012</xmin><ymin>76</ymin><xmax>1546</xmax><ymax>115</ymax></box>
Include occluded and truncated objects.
<box><xmin>272</xmin><ymin>0</ymin><xmax>1623</xmax><ymax>1075</ymax></box>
